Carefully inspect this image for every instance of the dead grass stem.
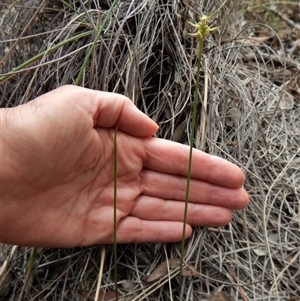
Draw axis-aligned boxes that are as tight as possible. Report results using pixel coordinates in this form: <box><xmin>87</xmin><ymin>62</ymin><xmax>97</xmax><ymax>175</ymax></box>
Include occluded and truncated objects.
<box><xmin>0</xmin><ymin>0</ymin><xmax>299</xmax><ymax>300</ymax></box>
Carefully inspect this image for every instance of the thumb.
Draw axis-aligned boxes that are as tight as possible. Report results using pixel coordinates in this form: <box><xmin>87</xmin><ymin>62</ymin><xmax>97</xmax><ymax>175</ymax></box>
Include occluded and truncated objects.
<box><xmin>57</xmin><ymin>85</ymin><xmax>159</xmax><ymax>137</ymax></box>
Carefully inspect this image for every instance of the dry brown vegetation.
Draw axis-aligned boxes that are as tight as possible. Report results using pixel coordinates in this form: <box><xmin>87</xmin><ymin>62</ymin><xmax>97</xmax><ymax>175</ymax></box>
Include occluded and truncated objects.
<box><xmin>1</xmin><ymin>0</ymin><xmax>300</xmax><ymax>300</ymax></box>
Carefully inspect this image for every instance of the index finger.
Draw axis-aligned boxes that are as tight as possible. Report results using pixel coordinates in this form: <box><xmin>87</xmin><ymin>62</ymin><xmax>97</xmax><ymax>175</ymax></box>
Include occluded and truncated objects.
<box><xmin>143</xmin><ymin>138</ymin><xmax>245</xmax><ymax>188</ymax></box>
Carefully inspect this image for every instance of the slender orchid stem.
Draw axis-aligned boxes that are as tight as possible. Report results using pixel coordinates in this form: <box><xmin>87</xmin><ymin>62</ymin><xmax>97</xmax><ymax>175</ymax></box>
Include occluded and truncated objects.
<box><xmin>113</xmin><ymin>128</ymin><xmax>118</xmax><ymax>301</ymax></box>
<box><xmin>179</xmin><ymin>15</ymin><xmax>218</xmax><ymax>296</ymax></box>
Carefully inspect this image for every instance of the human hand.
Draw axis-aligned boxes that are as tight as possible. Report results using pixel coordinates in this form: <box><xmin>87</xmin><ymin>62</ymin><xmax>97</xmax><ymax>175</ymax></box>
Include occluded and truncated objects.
<box><xmin>0</xmin><ymin>85</ymin><xmax>248</xmax><ymax>247</ymax></box>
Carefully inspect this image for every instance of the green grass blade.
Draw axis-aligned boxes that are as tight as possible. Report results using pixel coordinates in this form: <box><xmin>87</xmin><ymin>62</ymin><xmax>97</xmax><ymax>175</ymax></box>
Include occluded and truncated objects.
<box><xmin>27</xmin><ymin>247</ymin><xmax>37</xmax><ymax>277</ymax></box>
<box><xmin>75</xmin><ymin>0</ymin><xmax>119</xmax><ymax>85</ymax></box>
<box><xmin>18</xmin><ymin>247</ymin><xmax>37</xmax><ymax>301</ymax></box>
<box><xmin>0</xmin><ymin>31</ymin><xmax>93</xmax><ymax>83</ymax></box>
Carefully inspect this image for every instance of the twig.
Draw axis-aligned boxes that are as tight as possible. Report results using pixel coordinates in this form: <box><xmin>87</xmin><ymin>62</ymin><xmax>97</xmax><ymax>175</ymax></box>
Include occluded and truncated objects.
<box><xmin>94</xmin><ymin>247</ymin><xmax>106</xmax><ymax>301</ymax></box>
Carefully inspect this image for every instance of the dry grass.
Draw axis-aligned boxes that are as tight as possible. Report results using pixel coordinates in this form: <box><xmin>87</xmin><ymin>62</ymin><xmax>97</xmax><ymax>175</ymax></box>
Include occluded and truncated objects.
<box><xmin>0</xmin><ymin>0</ymin><xmax>300</xmax><ymax>300</ymax></box>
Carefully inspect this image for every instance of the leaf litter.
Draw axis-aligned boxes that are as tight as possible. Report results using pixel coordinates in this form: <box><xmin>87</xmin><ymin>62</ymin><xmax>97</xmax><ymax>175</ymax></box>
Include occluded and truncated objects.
<box><xmin>0</xmin><ymin>0</ymin><xmax>300</xmax><ymax>300</ymax></box>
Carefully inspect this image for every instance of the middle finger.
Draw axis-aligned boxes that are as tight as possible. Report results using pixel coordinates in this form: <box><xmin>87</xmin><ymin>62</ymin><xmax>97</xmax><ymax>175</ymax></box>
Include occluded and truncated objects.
<box><xmin>140</xmin><ymin>169</ymin><xmax>248</xmax><ymax>209</ymax></box>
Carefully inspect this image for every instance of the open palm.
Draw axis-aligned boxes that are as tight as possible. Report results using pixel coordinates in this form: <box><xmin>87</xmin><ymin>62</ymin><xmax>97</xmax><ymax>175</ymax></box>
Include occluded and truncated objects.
<box><xmin>1</xmin><ymin>86</ymin><xmax>248</xmax><ymax>247</ymax></box>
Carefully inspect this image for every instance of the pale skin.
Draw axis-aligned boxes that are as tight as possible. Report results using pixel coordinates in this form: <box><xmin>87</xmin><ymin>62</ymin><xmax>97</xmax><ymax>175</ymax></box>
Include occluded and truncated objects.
<box><xmin>0</xmin><ymin>85</ymin><xmax>249</xmax><ymax>248</ymax></box>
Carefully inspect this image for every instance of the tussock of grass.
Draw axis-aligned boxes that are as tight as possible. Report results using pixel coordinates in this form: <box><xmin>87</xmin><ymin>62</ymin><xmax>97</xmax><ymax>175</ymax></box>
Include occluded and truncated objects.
<box><xmin>0</xmin><ymin>0</ymin><xmax>299</xmax><ymax>300</ymax></box>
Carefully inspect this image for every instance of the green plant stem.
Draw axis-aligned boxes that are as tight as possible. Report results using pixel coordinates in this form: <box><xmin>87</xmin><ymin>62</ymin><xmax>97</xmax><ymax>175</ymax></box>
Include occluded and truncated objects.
<box><xmin>27</xmin><ymin>247</ymin><xmax>37</xmax><ymax>276</ymax></box>
<box><xmin>18</xmin><ymin>247</ymin><xmax>37</xmax><ymax>301</ymax></box>
<box><xmin>179</xmin><ymin>37</ymin><xmax>204</xmax><ymax>289</ymax></box>
<box><xmin>75</xmin><ymin>0</ymin><xmax>119</xmax><ymax>85</ymax></box>
<box><xmin>0</xmin><ymin>31</ymin><xmax>93</xmax><ymax>83</ymax></box>
<box><xmin>59</xmin><ymin>0</ymin><xmax>77</xmax><ymax>12</ymax></box>
<box><xmin>113</xmin><ymin>128</ymin><xmax>118</xmax><ymax>301</ymax></box>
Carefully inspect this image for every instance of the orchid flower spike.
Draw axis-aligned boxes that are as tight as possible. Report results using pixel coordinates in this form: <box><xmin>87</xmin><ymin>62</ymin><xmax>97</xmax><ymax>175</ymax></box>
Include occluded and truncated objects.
<box><xmin>187</xmin><ymin>15</ymin><xmax>218</xmax><ymax>40</ymax></box>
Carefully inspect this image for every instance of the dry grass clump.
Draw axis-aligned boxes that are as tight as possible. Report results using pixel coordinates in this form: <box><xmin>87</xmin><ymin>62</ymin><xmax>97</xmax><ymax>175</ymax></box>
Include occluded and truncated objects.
<box><xmin>1</xmin><ymin>0</ymin><xmax>300</xmax><ymax>300</ymax></box>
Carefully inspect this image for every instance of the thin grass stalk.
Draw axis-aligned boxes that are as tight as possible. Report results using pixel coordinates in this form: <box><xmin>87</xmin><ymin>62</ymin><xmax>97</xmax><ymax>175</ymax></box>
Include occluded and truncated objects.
<box><xmin>94</xmin><ymin>247</ymin><xmax>106</xmax><ymax>301</ymax></box>
<box><xmin>0</xmin><ymin>245</ymin><xmax>17</xmax><ymax>277</ymax></box>
<box><xmin>74</xmin><ymin>0</ymin><xmax>119</xmax><ymax>85</ymax></box>
<box><xmin>113</xmin><ymin>128</ymin><xmax>118</xmax><ymax>301</ymax></box>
